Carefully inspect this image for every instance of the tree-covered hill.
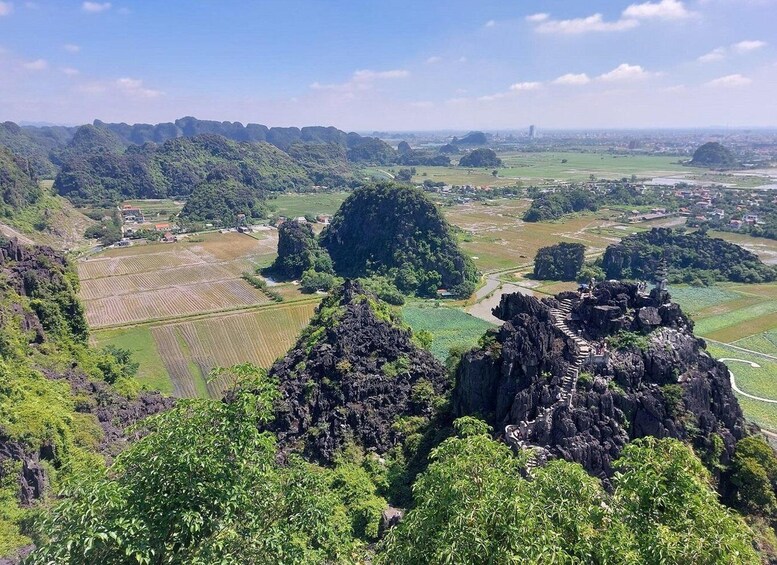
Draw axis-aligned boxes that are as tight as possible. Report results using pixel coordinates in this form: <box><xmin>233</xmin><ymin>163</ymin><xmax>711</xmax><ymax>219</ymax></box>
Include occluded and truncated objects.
<box><xmin>602</xmin><ymin>227</ymin><xmax>777</xmax><ymax>284</ymax></box>
<box><xmin>179</xmin><ymin>175</ymin><xmax>268</xmax><ymax>227</ymax></box>
<box><xmin>0</xmin><ymin>122</ymin><xmax>73</xmax><ymax>178</ymax></box>
<box><xmin>458</xmin><ymin>148</ymin><xmax>501</xmax><ymax>168</ymax></box>
<box><xmin>690</xmin><ymin>141</ymin><xmax>737</xmax><ymax>168</ymax></box>
<box><xmin>320</xmin><ymin>183</ymin><xmax>478</xmax><ymax>297</ymax></box>
<box><xmin>286</xmin><ymin>141</ymin><xmax>353</xmax><ymax>186</ymax></box>
<box><xmin>270</xmin><ymin>220</ymin><xmax>332</xmax><ymax>280</ymax></box>
<box><xmin>0</xmin><ymin>145</ymin><xmax>42</xmax><ymax>218</ymax></box>
<box><xmin>533</xmin><ymin>242</ymin><xmax>585</xmax><ymax>281</ymax></box>
<box><xmin>54</xmin><ymin>134</ymin><xmax>312</xmax><ymax>206</ymax></box>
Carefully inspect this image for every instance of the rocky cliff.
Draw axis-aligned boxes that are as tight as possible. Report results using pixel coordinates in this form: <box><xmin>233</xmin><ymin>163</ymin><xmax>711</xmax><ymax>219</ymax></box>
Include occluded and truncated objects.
<box><xmin>453</xmin><ymin>281</ymin><xmax>747</xmax><ymax>479</ymax></box>
<box><xmin>270</xmin><ymin>280</ymin><xmax>450</xmax><ymax>463</ymax></box>
<box><xmin>0</xmin><ymin>238</ymin><xmax>172</xmax><ymax>529</ymax></box>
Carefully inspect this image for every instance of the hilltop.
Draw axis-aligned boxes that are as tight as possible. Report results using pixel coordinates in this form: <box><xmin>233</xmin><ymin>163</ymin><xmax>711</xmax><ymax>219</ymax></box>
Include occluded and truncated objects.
<box><xmin>602</xmin><ymin>227</ymin><xmax>777</xmax><ymax>284</ymax></box>
<box><xmin>320</xmin><ymin>183</ymin><xmax>478</xmax><ymax>298</ymax></box>
<box><xmin>270</xmin><ymin>280</ymin><xmax>450</xmax><ymax>464</ymax></box>
<box><xmin>0</xmin><ymin>146</ymin><xmax>42</xmax><ymax>218</ymax></box>
<box><xmin>690</xmin><ymin>141</ymin><xmax>737</xmax><ymax>168</ymax></box>
<box><xmin>454</xmin><ymin>282</ymin><xmax>746</xmax><ymax>480</ymax></box>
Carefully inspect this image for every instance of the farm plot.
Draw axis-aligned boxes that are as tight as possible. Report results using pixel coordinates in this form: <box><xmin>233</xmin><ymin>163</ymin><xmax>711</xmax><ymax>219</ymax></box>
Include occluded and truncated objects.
<box><xmin>151</xmin><ymin>301</ymin><xmax>318</xmax><ymax>398</ymax></box>
<box><xmin>79</xmin><ymin>231</ymin><xmax>281</xmax><ymax>328</ymax></box>
<box><xmin>443</xmin><ymin>200</ymin><xmax>621</xmax><ymax>272</ymax></box>
<box><xmin>85</xmin><ymin>279</ymin><xmax>268</xmax><ymax>328</ymax></box>
<box><xmin>403</xmin><ymin>304</ymin><xmax>495</xmax><ymax>362</ymax></box>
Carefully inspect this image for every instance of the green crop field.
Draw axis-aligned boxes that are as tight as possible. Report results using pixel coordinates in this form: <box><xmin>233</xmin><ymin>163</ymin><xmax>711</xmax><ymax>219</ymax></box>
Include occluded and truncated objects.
<box><xmin>123</xmin><ymin>199</ymin><xmax>184</xmax><ymax>219</ymax></box>
<box><xmin>266</xmin><ymin>192</ymin><xmax>348</xmax><ymax>219</ymax></box>
<box><xmin>93</xmin><ymin>326</ymin><xmax>174</xmax><ymax>394</ymax></box>
<box><xmin>403</xmin><ymin>151</ymin><xmax>689</xmax><ymax>188</ymax></box>
<box><xmin>706</xmin><ymin>342</ymin><xmax>777</xmax><ymax>431</ymax></box>
<box><xmin>403</xmin><ymin>304</ymin><xmax>495</xmax><ymax>361</ymax></box>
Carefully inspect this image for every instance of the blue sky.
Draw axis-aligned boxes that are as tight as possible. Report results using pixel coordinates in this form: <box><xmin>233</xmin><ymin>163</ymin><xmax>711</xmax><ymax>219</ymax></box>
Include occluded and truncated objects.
<box><xmin>0</xmin><ymin>0</ymin><xmax>775</xmax><ymax>130</ymax></box>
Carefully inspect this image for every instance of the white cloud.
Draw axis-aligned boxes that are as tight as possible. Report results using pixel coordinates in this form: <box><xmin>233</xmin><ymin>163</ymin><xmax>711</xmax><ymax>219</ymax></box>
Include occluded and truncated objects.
<box><xmin>81</xmin><ymin>2</ymin><xmax>111</xmax><ymax>13</ymax></box>
<box><xmin>706</xmin><ymin>74</ymin><xmax>752</xmax><ymax>87</ymax></box>
<box><xmin>552</xmin><ymin>72</ymin><xmax>591</xmax><ymax>85</ymax></box>
<box><xmin>457</xmin><ymin>56</ymin><xmax>467</xmax><ymax>63</ymax></box>
<box><xmin>63</xmin><ymin>43</ymin><xmax>81</xmax><ymax>53</ymax></box>
<box><xmin>622</xmin><ymin>0</ymin><xmax>694</xmax><ymax>20</ymax></box>
<box><xmin>509</xmin><ymin>81</ymin><xmax>542</xmax><ymax>91</ymax></box>
<box><xmin>732</xmin><ymin>39</ymin><xmax>767</xmax><ymax>53</ymax></box>
<box><xmin>115</xmin><ymin>77</ymin><xmax>162</xmax><ymax>98</ymax></box>
<box><xmin>530</xmin><ymin>1</ymin><xmax>694</xmax><ymax>35</ymax></box>
<box><xmin>698</xmin><ymin>40</ymin><xmax>767</xmax><ymax>63</ymax></box>
<box><xmin>698</xmin><ymin>47</ymin><xmax>726</xmax><ymax>62</ymax></box>
<box><xmin>484</xmin><ymin>19</ymin><xmax>495</xmax><ymax>27</ymax></box>
<box><xmin>310</xmin><ymin>69</ymin><xmax>409</xmax><ymax>92</ymax></box>
<box><xmin>425</xmin><ymin>56</ymin><xmax>442</xmax><ymax>64</ymax></box>
<box><xmin>0</xmin><ymin>2</ymin><xmax>13</xmax><ymax>16</ymax></box>
<box><xmin>598</xmin><ymin>63</ymin><xmax>654</xmax><ymax>81</ymax></box>
<box><xmin>61</xmin><ymin>67</ymin><xmax>79</xmax><ymax>76</ymax></box>
<box><xmin>477</xmin><ymin>92</ymin><xmax>507</xmax><ymax>102</ymax></box>
<box><xmin>23</xmin><ymin>58</ymin><xmax>47</xmax><ymax>70</ymax></box>
<box><xmin>534</xmin><ymin>13</ymin><xmax>639</xmax><ymax>34</ymax></box>
<box><xmin>525</xmin><ymin>13</ymin><xmax>549</xmax><ymax>23</ymax></box>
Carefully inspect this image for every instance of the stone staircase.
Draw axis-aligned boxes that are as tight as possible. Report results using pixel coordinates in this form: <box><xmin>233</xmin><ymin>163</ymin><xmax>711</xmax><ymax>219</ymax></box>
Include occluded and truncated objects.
<box><xmin>505</xmin><ymin>297</ymin><xmax>593</xmax><ymax>475</ymax></box>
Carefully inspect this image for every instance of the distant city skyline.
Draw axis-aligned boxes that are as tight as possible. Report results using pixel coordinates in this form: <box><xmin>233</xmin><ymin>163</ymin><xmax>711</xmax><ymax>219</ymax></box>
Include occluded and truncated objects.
<box><xmin>1</xmin><ymin>0</ymin><xmax>776</xmax><ymax>130</ymax></box>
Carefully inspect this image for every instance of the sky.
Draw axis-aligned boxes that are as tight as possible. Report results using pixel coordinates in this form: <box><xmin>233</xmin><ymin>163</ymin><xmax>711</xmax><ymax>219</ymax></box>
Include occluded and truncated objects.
<box><xmin>0</xmin><ymin>0</ymin><xmax>776</xmax><ymax>131</ymax></box>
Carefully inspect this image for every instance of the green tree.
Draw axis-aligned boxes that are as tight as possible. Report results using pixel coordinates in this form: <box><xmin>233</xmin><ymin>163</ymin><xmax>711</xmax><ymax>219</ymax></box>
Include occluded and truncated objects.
<box><xmin>29</xmin><ymin>364</ymin><xmax>356</xmax><ymax>564</ymax></box>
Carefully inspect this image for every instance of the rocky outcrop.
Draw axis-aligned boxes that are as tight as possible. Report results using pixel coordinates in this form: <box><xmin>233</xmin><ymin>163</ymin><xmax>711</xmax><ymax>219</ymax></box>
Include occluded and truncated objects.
<box><xmin>453</xmin><ymin>281</ymin><xmax>746</xmax><ymax>480</ymax></box>
<box><xmin>270</xmin><ymin>281</ymin><xmax>450</xmax><ymax>463</ymax></box>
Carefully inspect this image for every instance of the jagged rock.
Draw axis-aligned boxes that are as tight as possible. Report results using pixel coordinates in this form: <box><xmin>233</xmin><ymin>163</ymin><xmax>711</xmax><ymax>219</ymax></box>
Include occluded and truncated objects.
<box><xmin>270</xmin><ymin>281</ymin><xmax>450</xmax><ymax>463</ymax></box>
<box><xmin>379</xmin><ymin>506</ymin><xmax>404</xmax><ymax>537</ymax></box>
<box><xmin>453</xmin><ymin>282</ymin><xmax>746</xmax><ymax>480</ymax></box>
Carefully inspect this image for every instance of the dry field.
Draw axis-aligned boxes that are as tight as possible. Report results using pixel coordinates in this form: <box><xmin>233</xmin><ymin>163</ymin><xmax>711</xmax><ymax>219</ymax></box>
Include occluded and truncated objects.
<box><xmin>79</xmin><ymin>231</ymin><xmax>279</xmax><ymax>328</ymax></box>
<box><xmin>443</xmin><ymin>199</ymin><xmax>623</xmax><ymax>272</ymax></box>
<box><xmin>151</xmin><ymin>301</ymin><xmax>317</xmax><ymax>398</ymax></box>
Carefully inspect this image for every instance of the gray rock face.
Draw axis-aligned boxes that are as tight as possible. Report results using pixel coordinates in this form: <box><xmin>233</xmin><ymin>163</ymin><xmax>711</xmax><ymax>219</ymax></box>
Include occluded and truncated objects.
<box><xmin>379</xmin><ymin>506</ymin><xmax>404</xmax><ymax>537</ymax></box>
<box><xmin>271</xmin><ymin>281</ymin><xmax>450</xmax><ymax>464</ymax></box>
<box><xmin>453</xmin><ymin>282</ymin><xmax>746</xmax><ymax>480</ymax></box>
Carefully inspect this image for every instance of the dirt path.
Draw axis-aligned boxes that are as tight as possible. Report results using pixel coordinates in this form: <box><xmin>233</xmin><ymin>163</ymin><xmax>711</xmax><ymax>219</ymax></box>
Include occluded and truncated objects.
<box><xmin>0</xmin><ymin>222</ymin><xmax>34</xmax><ymax>245</ymax></box>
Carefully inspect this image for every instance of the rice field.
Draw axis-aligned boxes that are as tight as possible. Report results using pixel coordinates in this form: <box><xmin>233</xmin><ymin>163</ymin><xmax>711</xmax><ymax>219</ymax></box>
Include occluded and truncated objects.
<box><xmin>402</xmin><ymin>304</ymin><xmax>496</xmax><ymax>362</ymax></box>
<box><xmin>442</xmin><ymin>199</ymin><xmax>623</xmax><ymax>272</ymax></box>
<box><xmin>671</xmin><ymin>284</ymin><xmax>777</xmax><ymax>431</ymax></box>
<box><xmin>79</xmin><ymin>231</ymin><xmax>279</xmax><ymax>328</ymax></box>
<box><xmin>150</xmin><ymin>301</ymin><xmax>317</xmax><ymax>398</ymax></box>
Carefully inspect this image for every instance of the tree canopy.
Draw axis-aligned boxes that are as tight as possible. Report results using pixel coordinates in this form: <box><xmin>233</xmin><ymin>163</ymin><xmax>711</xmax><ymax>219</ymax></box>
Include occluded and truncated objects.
<box><xmin>690</xmin><ymin>142</ymin><xmax>737</xmax><ymax>168</ymax></box>
<box><xmin>320</xmin><ymin>183</ymin><xmax>478</xmax><ymax>297</ymax></box>
<box><xmin>533</xmin><ymin>242</ymin><xmax>586</xmax><ymax>281</ymax></box>
<box><xmin>458</xmin><ymin>148</ymin><xmax>501</xmax><ymax>168</ymax></box>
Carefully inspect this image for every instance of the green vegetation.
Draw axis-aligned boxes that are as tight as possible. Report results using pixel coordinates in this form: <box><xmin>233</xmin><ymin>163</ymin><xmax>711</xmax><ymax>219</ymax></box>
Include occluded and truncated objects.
<box><xmin>267</xmin><ymin>191</ymin><xmax>348</xmax><ymax>219</ymax></box>
<box><xmin>402</xmin><ymin>304</ymin><xmax>496</xmax><ymax>361</ymax></box>
<box><xmin>270</xmin><ymin>220</ymin><xmax>333</xmax><ymax>280</ymax></box>
<box><xmin>0</xmin><ymin>238</ymin><xmax>146</xmax><ymax>551</ymax></box>
<box><xmin>603</xmin><ymin>228</ymin><xmax>777</xmax><ymax>284</ymax></box>
<box><xmin>0</xmin><ymin>145</ymin><xmax>42</xmax><ymax>220</ymax></box>
<box><xmin>93</xmin><ymin>326</ymin><xmax>173</xmax><ymax>394</ymax></box>
<box><xmin>320</xmin><ymin>183</ymin><xmax>478</xmax><ymax>297</ymax></box>
<box><xmin>55</xmin><ymin>133</ymin><xmax>311</xmax><ymax>207</ymax></box>
<box><xmin>28</xmin><ymin>364</ymin><xmax>360</xmax><ymax>564</ymax></box>
<box><xmin>180</xmin><ymin>176</ymin><xmax>268</xmax><ymax>228</ymax></box>
<box><xmin>458</xmin><ymin>148</ymin><xmax>502</xmax><ymax>168</ymax></box>
<box><xmin>378</xmin><ymin>419</ymin><xmax>759</xmax><ymax>564</ymax></box>
<box><xmin>690</xmin><ymin>141</ymin><xmax>737</xmax><ymax>168</ymax></box>
<box><xmin>533</xmin><ymin>242</ymin><xmax>585</xmax><ymax>281</ymax></box>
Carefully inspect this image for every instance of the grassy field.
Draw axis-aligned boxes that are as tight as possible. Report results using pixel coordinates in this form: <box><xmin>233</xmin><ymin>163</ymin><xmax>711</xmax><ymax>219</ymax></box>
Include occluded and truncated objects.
<box><xmin>403</xmin><ymin>304</ymin><xmax>495</xmax><ymax>362</ymax></box>
<box><xmin>123</xmin><ymin>199</ymin><xmax>184</xmax><ymax>219</ymax></box>
<box><xmin>266</xmin><ymin>192</ymin><xmax>348</xmax><ymax>218</ymax></box>
<box><xmin>670</xmin><ymin>284</ymin><xmax>777</xmax><ymax>431</ymax></box>
<box><xmin>442</xmin><ymin>199</ymin><xmax>623</xmax><ymax>272</ymax></box>
<box><xmin>402</xmin><ymin>151</ymin><xmax>689</xmax><ymax>188</ymax></box>
<box><xmin>92</xmin><ymin>326</ymin><xmax>173</xmax><ymax>394</ymax></box>
<box><xmin>78</xmin><ymin>231</ymin><xmax>279</xmax><ymax>328</ymax></box>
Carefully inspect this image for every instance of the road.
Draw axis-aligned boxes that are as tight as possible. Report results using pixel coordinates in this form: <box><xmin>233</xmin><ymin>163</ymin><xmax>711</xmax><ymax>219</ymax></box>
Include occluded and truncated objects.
<box><xmin>720</xmin><ymin>358</ymin><xmax>777</xmax><ymax>404</ymax></box>
<box><xmin>467</xmin><ymin>269</ymin><xmax>536</xmax><ymax>324</ymax></box>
